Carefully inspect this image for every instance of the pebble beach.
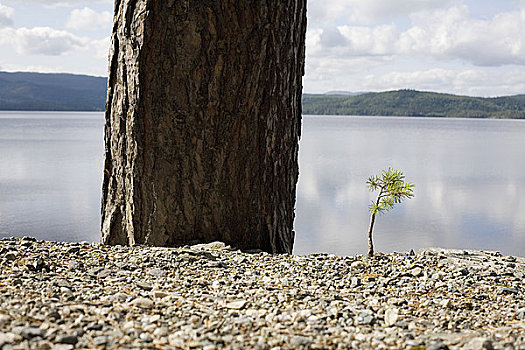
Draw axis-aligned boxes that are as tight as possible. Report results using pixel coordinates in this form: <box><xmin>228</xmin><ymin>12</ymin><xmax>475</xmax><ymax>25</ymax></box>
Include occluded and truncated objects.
<box><xmin>0</xmin><ymin>237</ymin><xmax>524</xmax><ymax>350</ymax></box>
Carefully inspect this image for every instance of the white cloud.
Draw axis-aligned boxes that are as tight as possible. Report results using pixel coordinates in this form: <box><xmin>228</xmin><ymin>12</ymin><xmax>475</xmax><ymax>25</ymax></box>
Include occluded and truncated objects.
<box><xmin>307</xmin><ymin>0</ymin><xmax>352</xmax><ymax>25</ymax></box>
<box><xmin>338</xmin><ymin>24</ymin><xmax>398</xmax><ymax>56</ymax></box>
<box><xmin>361</xmin><ymin>68</ymin><xmax>525</xmax><ymax>96</ymax></box>
<box><xmin>307</xmin><ymin>24</ymin><xmax>398</xmax><ymax>59</ymax></box>
<box><xmin>347</xmin><ymin>0</ymin><xmax>456</xmax><ymax>24</ymax></box>
<box><xmin>1</xmin><ymin>0</ymin><xmax>523</xmax><ymax>97</ymax></box>
<box><xmin>9</xmin><ymin>0</ymin><xmax>112</xmax><ymax>7</ymax></box>
<box><xmin>305</xmin><ymin>27</ymin><xmax>322</xmax><ymax>55</ymax></box>
<box><xmin>319</xmin><ymin>27</ymin><xmax>348</xmax><ymax>49</ymax></box>
<box><xmin>0</xmin><ymin>63</ymin><xmax>65</xmax><ymax>73</ymax></box>
<box><xmin>309</xmin><ymin>5</ymin><xmax>525</xmax><ymax>68</ymax></box>
<box><xmin>91</xmin><ymin>36</ymin><xmax>110</xmax><ymax>60</ymax></box>
<box><xmin>307</xmin><ymin>0</ymin><xmax>456</xmax><ymax>26</ymax></box>
<box><xmin>363</xmin><ymin>68</ymin><xmax>459</xmax><ymax>91</ymax></box>
<box><xmin>0</xmin><ymin>26</ymin><xmax>87</xmax><ymax>55</ymax></box>
<box><xmin>304</xmin><ymin>55</ymin><xmax>392</xmax><ymax>91</ymax></box>
<box><xmin>66</xmin><ymin>7</ymin><xmax>112</xmax><ymax>31</ymax></box>
<box><xmin>0</xmin><ymin>4</ymin><xmax>13</xmax><ymax>27</ymax></box>
<box><xmin>398</xmin><ymin>5</ymin><xmax>525</xmax><ymax>66</ymax></box>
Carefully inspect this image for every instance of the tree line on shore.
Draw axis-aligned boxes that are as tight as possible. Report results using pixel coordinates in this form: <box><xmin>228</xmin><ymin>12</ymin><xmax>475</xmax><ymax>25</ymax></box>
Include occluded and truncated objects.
<box><xmin>0</xmin><ymin>71</ymin><xmax>106</xmax><ymax>111</ymax></box>
<box><xmin>1</xmin><ymin>71</ymin><xmax>525</xmax><ymax>119</ymax></box>
<box><xmin>303</xmin><ymin>89</ymin><xmax>525</xmax><ymax>119</ymax></box>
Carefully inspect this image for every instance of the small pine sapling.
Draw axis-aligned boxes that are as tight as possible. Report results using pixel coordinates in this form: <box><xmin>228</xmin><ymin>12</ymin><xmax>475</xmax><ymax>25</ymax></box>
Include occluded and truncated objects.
<box><xmin>366</xmin><ymin>168</ymin><xmax>414</xmax><ymax>257</ymax></box>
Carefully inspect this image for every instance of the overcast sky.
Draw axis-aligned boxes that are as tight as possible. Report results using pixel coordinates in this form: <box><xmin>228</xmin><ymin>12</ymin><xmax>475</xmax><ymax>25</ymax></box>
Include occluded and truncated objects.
<box><xmin>0</xmin><ymin>0</ymin><xmax>524</xmax><ymax>96</ymax></box>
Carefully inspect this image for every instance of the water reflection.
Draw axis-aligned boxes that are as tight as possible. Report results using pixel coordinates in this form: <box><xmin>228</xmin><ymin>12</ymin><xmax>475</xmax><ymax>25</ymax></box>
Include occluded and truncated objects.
<box><xmin>0</xmin><ymin>112</ymin><xmax>104</xmax><ymax>243</ymax></box>
<box><xmin>0</xmin><ymin>113</ymin><xmax>524</xmax><ymax>256</ymax></box>
<box><xmin>294</xmin><ymin>116</ymin><xmax>525</xmax><ymax>256</ymax></box>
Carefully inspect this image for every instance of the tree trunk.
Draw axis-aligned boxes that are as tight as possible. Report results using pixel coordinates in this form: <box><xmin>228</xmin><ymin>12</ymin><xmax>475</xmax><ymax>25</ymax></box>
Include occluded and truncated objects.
<box><xmin>101</xmin><ymin>0</ymin><xmax>307</xmax><ymax>254</ymax></box>
<box><xmin>368</xmin><ymin>190</ymin><xmax>383</xmax><ymax>257</ymax></box>
<box><xmin>367</xmin><ymin>212</ymin><xmax>375</xmax><ymax>257</ymax></box>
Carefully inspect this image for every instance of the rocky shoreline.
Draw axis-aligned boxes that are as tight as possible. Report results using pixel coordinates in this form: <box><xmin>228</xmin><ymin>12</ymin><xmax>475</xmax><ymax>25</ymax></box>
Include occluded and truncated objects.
<box><xmin>0</xmin><ymin>237</ymin><xmax>523</xmax><ymax>350</ymax></box>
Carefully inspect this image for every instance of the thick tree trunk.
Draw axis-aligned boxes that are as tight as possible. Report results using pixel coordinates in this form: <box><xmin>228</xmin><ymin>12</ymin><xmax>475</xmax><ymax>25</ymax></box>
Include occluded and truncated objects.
<box><xmin>101</xmin><ymin>0</ymin><xmax>307</xmax><ymax>254</ymax></box>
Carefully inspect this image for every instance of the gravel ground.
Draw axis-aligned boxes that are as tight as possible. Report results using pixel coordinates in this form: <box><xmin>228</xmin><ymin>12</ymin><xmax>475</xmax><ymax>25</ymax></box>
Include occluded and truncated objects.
<box><xmin>0</xmin><ymin>237</ymin><xmax>523</xmax><ymax>350</ymax></box>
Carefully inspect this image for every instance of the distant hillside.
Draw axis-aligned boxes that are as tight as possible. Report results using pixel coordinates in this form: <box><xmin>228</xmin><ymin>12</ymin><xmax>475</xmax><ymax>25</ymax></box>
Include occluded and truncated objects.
<box><xmin>303</xmin><ymin>90</ymin><xmax>525</xmax><ymax>119</ymax></box>
<box><xmin>2</xmin><ymin>72</ymin><xmax>524</xmax><ymax>118</ymax></box>
<box><xmin>0</xmin><ymin>71</ymin><xmax>107</xmax><ymax>111</ymax></box>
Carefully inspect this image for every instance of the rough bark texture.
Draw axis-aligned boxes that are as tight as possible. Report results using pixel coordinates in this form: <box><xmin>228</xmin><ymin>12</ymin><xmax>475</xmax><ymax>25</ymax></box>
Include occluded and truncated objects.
<box><xmin>101</xmin><ymin>0</ymin><xmax>307</xmax><ymax>254</ymax></box>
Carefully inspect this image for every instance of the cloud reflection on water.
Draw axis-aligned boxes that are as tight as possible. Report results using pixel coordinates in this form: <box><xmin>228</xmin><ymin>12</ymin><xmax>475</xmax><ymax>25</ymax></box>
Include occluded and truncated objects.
<box><xmin>0</xmin><ymin>113</ymin><xmax>523</xmax><ymax>256</ymax></box>
<box><xmin>294</xmin><ymin>115</ymin><xmax>525</xmax><ymax>256</ymax></box>
<box><xmin>0</xmin><ymin>112</ymin><xmax>104</xmax><ymax>243</ymax></box>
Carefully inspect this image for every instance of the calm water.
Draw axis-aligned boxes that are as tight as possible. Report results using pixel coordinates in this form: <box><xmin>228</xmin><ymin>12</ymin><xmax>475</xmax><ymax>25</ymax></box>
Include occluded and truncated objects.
<box><xmin>0</xmin><ymin>112</ymin><xmax>104</xmax><ymax>243</ymax></box>
<box><xmin>1</xmin><ymin>112</ymin><xmax>524</xmax><ymax>256</ymax></box>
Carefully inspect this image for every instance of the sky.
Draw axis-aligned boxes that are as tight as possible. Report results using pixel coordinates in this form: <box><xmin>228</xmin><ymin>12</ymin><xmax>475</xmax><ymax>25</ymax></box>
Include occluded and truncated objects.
<box><xmin>0</xmin><ymin>0</ymin><xmax>524</xmax><ymax>97</ymax></box>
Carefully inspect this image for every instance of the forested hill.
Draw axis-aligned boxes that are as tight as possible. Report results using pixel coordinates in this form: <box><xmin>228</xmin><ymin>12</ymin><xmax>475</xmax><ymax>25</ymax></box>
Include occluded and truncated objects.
<box><xmin>1</xmin><ymin>72</ymin><xmax>525</xmax><ymax>118</ymax></box>
<box><xmin>0</xmin><ymin>71</ymin><xmax>107</xmax><ymax>111</ymax></box>
<box><xmin>302</xmin><ymin>90</ymin><xmax>525</xmax><ymax>119</ymax></box>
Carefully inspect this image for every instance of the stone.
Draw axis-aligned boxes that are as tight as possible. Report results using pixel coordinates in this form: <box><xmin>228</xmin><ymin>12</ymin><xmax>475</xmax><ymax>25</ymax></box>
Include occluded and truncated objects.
<box><xmin>4</xmin><ymin>251</ymin><xmax>17</xmax><ymax>261</ymax></box>
<box><xmin>86</xmin><ymin>322</ymin><xmax>103</xmax><ymax>331</ymax></box>
<box><xmin>500</xmin><ymin>287</ymin><xmax>519</xmax><ymax>295</ymax></box>
<box><xmin>411</xmin><ymin>267</ymin><xmax>423</xmax><ymax>277</ymax></box>
<box><xmin>97</xmin><ymin>269</ymin><xmax>112</xmax><ymax>278</ymax></box>
<box><xmin>113</xmin><ymin>292</ymin><xmax>129</xmax><ymax>302</ymax></box>
<box><xmin>27</xmin><ymin>256</ymin><xmax>47</xmax><ymax>272</ymax></box>
<box><xmin>131</xmin><ymin>297</ymin><xmax>154</xmax><ymax>309</ymax></box>
<box><xmin>455</xmin><ymin>267</ymin><xmax>469</xmax><ymax>276</ymax></box>
<box><xmin>136</xmin><ymin>281</ymin><xmax>153</xmax><ymax>291</ymax></box>
<box><xmin>56</xmin><ymin>335</ymin><xmax>78</xmax><ymax>344</ymax></box>
<box><xmin>394</xmin><ymin>320</ymin><xmax>409</xmax><ymax>329</ymax></box>
<box><xmin>517</xmin><ymin>307</ymin><xmax>525</xmax><ymax>319</ymax></box>
<box><xmin>146</xmin><ymin>268</ymin><xmax>166</xmax><ymax>277</ymax></box>
<box><xmin>0</xmin><ymin>239</ymin><xmax>524</xmax><ymax>350</ymax></box>
<box><xmin>192</xmin><ymin>242</ymin><xmax>228</xmax><ymax>250</ymax></box>
<box><xmin>289</xmin><ymin>335</ymin><xmax>312</xmax><ymax>346</ymax></box>
<box><xmin>47</xmin><ymin>310</ymin><xmax>61</xmax><ymax>320</ymax></box>
<box><xmin>440</xmin><ymin>299</ymin><xmax>452</xmax><ymax>308</ymax></box>
<box><xmin>0</xmin><ymin>315</ymin><xmax>11</xmax><ymax>327</ymax></box>
<box><xmin>351</xmin><ymin>277</ymin><xmax>361</xmax><ymax>287</ymax></box>
<box><xmin>53</xmin><ymin>345</ymin><xmax>74</xmax><ymax>350</ymax></box>
<box><xmin>93</xmin><ymin>336</ymin><xmax>109</xmax><ymax>346</ymax></box>
<box><xmin>463</xmin><ymin>337</ymin><xmax>494</xmax><ymax>350</ymax></box>
<box><xmin>139</xmin><ymin>333</ymin><xmax>153</xmax><ymax>342</ymax></box>
<box><xmin>153</xmin><ymin>327</ymin><xmax>168</xmax><ymax>337</ymax></box>
<box><xmin>20</xmin><ymin>327</ymin><xmax>45</xmax><ymax>339</ymax></box>
<box><xmin>152</xmin><ymin>290</ymin><xmax>169</xmax><ymax>299</ymax></box>
<box><xmin>356</xmin><ymin>311</ymin><xmax>375</xmax><ymax>325</ymax></box>
<box><xmin>351</xmin><ymin>261</ymin><xmax>365</xmax><ymax>269</ymax></box>
<box><xmin>225</xmin><ymin>300</ymin><xmax>247</xmax><ymax>310</ymax></box>
<box><xmin>427</xmin><ymin>342</ymin><xmax>449</xmax><ymax>350</ymax></box>
<box><xmin>0</xmin><ymin>332</ymin><xmax>17</xmax><ymax>346</ymax></box>
<box><xmin>68</xmin><ymin>261</ymin><xmax>83</xmax><ymax>270</ymax></box>
<box><xmin>149</xmin><ymin>314</ymin><xmax>160</xmax><ymax>323</ymax></box>
<box><xmin>384</xmin><ymin>308</ymin><xmax>399</xmax><ymax>327</ymax></box>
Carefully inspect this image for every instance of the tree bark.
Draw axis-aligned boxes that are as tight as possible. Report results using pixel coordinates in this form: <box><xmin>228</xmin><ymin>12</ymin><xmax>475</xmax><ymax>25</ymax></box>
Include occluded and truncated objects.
<box><xmin>367</xmin><ymin>190</ymin><xmax>383</xmax><ymax>257</ymax></box>
<box><xmin>367</xmin><ymin>212</ymin><xmax>375</xmax><ymax>257</ymax></box>
<box><xmin>101</xmin><ymin>0</ymin><xmax>307</xmax><ymax>254</ymax></box>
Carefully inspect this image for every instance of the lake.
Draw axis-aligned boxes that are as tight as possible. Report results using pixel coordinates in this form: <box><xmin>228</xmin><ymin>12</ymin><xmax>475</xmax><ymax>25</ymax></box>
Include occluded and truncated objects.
<box><xmin>1</xmin><ymin>112</ymin><xmax>524</xmax><ymax>256</ymax></box>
